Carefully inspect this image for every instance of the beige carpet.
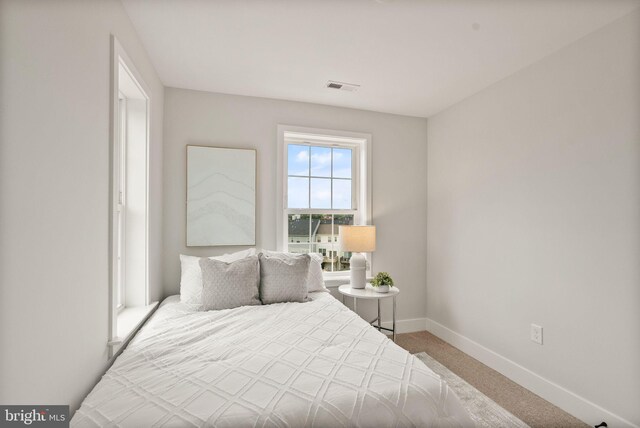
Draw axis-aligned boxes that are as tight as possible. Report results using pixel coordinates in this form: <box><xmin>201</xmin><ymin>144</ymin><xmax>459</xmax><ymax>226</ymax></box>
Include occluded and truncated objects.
<box><xmin>416</xmin><ymin>352</ymin><xmax>529</xmax><ymax>427</ymax></box>
<box><xmin>396</xmin><ymin>331</ymin><xmax>589</xmax><ymax>428</ymax></box>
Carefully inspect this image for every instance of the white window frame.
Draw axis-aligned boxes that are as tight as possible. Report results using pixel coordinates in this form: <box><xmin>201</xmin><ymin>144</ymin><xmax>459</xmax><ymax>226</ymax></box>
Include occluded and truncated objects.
<box><xmin>276</xmin><ymin>125</ymin><xmax>372</xmax><ymax>279</ymax></box>
<box><xmin>115</xmin><ymin>94</ymin><xmax>127</xmax><ymax>312</ymax></box>
<box><xmin>108</xmin><ymin>36</ymin><xmax>155</xmax><ymax>358</ymax></box>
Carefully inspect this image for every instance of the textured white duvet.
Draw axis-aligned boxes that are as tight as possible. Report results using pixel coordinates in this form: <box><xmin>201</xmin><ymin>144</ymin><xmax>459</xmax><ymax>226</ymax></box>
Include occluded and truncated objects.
<box><xmin>72</xmin><ymin>292</ymin><xmax>474</xmax><ymax>427</ymax></box>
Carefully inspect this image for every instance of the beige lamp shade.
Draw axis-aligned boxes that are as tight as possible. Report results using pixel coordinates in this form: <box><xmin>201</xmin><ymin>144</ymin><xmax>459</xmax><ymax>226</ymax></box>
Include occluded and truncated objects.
<box><xmin>339</xmin><ymin>225</ymin><xmax>376</xmax><ymax>252</ymax></box>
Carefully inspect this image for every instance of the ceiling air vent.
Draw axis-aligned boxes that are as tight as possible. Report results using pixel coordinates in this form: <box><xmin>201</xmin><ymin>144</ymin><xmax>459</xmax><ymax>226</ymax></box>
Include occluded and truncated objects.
<box><xmin>326</xmin><ymin>80</ymin><xmax>360</xmax><ymax>92</ymax></box>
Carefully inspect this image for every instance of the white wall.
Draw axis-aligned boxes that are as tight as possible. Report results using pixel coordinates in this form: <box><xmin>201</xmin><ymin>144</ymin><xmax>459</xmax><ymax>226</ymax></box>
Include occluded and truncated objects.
<box><xmin>427</xmin><ymin>9</ymin><xmax>640</xmax><ymax>427</ymax></box>
<box><xmin>0</xmin><ymin>0</ymin><xmax>164</xmax><ymax>412</ymax></box>
<box><xmin>163</xmin><ymin>88</ymin><xmax>428</xmax><ymax>329</ymax></box>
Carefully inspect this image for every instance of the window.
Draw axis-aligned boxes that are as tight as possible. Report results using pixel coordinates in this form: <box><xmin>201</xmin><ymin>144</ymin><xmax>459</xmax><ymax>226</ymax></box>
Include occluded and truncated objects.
<box><xmin>277</xmin><ymin>126</ymin><xmax>371</xmax><ymax>276</ymax></box>
<box><xmin>287</xmin><ymin>144</ymin><xmax>354</xmax><ymax>210</ymax></box>
<box><xmin>109</xmin><ymin>37</ymin><xmax>154</xmax><ymax>357</ymax></box>
<box><xmin>115</xmin><ymin>95</ymin><xmax>127</xmax><ymax>311</ymax></box>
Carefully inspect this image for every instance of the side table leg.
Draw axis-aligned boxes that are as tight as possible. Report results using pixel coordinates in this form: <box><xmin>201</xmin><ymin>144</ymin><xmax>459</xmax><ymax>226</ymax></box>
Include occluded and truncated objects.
<box><xmin>377</xmin><ymin>299</ymin><xmax>381</xmax><ymax>330</ymax></box>
<box><xmin>354</xmin><ymin>297</ymin><xmax>357</xmax><ymax>314</ymax></box>
<box><xmin>392</xmin><ymin>296</ymin><xmax>396</xmax><ymax>342</ymax></box>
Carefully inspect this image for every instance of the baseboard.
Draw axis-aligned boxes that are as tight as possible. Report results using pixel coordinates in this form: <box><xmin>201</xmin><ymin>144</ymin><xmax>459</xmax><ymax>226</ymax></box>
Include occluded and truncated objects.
<box><xmin>380</xmin><ymin>317</ymin><xmax>427</xmax><ymax>334</ymax></box>
<box><xmin>425</xmin><ymin>318</ymin><xmax>638</xmax><ymax>428</ymax></box>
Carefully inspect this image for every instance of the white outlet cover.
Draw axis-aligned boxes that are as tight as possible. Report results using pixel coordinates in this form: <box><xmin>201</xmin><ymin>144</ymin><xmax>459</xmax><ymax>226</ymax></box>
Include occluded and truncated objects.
<box><xmin>531</xmin><ymin>324</ymin><xmax>543</xmax><ymax>345</ymax></box>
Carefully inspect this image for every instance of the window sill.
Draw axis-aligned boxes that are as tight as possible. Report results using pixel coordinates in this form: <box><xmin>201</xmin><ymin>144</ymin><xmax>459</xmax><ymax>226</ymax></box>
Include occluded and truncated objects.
<box><xmin>324</xmin><ymin>275</ymin><xmax>373</xmax><ymax>289</ymax></box>
<box><xmin>109</xmin><ymin>302</ymin><xmax>159</xmax><ymax>349</ymax></box>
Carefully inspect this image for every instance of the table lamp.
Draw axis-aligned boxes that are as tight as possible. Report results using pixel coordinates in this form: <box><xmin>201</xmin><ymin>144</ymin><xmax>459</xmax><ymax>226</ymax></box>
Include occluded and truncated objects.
<box><xmin>339</xmin><ymin>225</ymin><xmax>376</xmax><ymax>289</ymax></box>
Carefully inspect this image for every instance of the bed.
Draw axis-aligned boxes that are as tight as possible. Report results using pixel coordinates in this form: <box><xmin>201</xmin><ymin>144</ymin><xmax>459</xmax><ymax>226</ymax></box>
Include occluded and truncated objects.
<box><xmin>72</xmin><ymin>292</ymin><xmax>473</xmax><ymax>427</ymax></box>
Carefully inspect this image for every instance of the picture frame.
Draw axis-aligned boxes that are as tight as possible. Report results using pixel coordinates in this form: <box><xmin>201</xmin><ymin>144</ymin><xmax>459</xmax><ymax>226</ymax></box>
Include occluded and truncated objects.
<box><xmin>186</xmin><ymin>145</ymin><xmax>256</xmax><ymax>246</ymax></box>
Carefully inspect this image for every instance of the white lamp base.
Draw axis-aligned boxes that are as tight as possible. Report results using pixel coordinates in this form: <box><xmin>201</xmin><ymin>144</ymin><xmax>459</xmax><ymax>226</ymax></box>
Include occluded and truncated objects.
<box><xmin>349</xmin><ymin>252</ymin><xmax>366</xmax><ymax>289</ymax></box>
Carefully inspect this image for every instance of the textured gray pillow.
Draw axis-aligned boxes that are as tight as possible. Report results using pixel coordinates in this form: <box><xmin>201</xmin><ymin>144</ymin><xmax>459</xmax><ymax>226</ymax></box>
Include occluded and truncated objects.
<box><xmin>259</xmin><ymin>253</ymin><xmax>310</xmax><ymax>304</ymax></box>
<box><xmin>260</xmin><ymin>250</ymin><xmax>327</xmax><ymax>293</ymax></box>
<box><xmin>199</xmin><ymin>256</ymin><xmax>261</xmax><ymax>310</ymax></box>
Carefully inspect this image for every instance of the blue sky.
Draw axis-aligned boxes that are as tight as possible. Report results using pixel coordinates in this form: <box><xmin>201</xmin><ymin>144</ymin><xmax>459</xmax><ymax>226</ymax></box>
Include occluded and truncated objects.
<box><xmin>288</xmin><ymin>145</ymin><xmax>352</xmax><ymax>209</ymax></box>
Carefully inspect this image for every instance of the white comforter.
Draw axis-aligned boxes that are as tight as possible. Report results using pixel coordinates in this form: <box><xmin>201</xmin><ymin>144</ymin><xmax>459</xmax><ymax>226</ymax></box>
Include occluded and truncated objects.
<box><xmin>72</xmin><ymin>292</ymin><xmax>473</xmax><ymax>427</ymax></box>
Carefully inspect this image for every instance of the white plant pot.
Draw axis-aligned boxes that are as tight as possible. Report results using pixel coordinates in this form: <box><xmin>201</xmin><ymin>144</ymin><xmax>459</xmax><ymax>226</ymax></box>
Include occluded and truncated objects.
<box><xmin>374</xmin><ymin>285</ymin><xmax>390</xmax><ymax>293</ymax></box>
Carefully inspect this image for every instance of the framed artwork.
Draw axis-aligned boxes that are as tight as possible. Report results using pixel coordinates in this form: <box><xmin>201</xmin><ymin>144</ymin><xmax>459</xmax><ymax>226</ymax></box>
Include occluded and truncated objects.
<box><xmin>186</xmin><ymin>145</ymin><xmax>256</xmax><ymax>246</ymax></box>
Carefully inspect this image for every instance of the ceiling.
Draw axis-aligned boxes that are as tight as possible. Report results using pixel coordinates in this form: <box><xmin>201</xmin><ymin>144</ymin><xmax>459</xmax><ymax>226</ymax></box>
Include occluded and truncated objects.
<box><xmin>122</xmin><ymin>0</ymin><xmax>640</xmax><ymax>118</ymax></box>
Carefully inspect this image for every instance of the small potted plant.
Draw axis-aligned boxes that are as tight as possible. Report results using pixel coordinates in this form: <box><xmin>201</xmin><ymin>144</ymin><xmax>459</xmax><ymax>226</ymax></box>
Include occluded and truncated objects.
<box><xmin>371</xmin><ymin>272</ymin><xmax>394</xmax><ymax>293</ymax></box>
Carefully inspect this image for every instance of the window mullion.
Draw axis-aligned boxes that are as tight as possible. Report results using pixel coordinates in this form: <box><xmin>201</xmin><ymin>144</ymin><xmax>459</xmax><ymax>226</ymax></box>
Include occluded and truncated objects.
<box><xmin>307</xmin><ymin>146</ymin><xmax>311</xmax><ymax>209</ymax></box>
<box><xmin>331</xmin><ymin>214</ymin><xmax>335</xmax><ymax>272</ymax></box>
<box><xmin>330</xmin><ymin>147</ymin><xmax>334</xmax><ymax>210</ymax></box>
<box><xmin>308</xmin><ymin>214</ymin><xmax>312</xmax><ymax>254</ymax></box>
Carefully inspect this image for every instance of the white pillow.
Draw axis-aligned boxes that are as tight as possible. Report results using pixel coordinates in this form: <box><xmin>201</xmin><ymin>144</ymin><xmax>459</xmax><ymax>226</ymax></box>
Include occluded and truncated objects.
<box><xmin>260</xmin><ymin>250</ymin><xmax>328</xmax><ymax>293</ymax></box>
<box><xmin>180</xmin><ymin>248</ymin><xmax>257</xmax><ymax>305</ymax></box>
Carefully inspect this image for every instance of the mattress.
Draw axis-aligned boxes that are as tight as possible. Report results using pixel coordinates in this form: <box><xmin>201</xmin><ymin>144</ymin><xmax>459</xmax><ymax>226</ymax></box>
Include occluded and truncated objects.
<box><xmin>72</xmin><ymin>292</ymin><xmax>474</xmax><ymax>427</ymax></box>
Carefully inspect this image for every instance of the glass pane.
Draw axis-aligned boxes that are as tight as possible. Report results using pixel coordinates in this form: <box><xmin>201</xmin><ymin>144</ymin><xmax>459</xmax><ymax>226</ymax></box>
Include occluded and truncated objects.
<box><xmin>287</xmin><ymin>214</ymin><xmax>311</xmax><ymax>253</ymax></box>
<box><xmin>288</xmin><ymin>177</ymin><xmax>309</xmax><ymax>208</ymax></box>
<box><xmin>288</xmin><ymin>243</ymin><xmax>310</xmax><ymax>254</ymax></box>
<box><xmin>310</xmin><ymin>178</ymin><xmax>331</xmax><ymax>209</ymax></box>
<box><xmin>288</xmin><ymin>144</ymin><xmax>309</xmax><ymax>176</ymax></box>
<box><xmin>287</xmin><ymin>213</ymin><xmax>356</xmax><ymax>272</ymax></box>
<box><xmin>310</xmin><ymin>146</ymin><xmax>332</xmax><ymax>177</ymax></box>
<box><xmin>309</xmin><ymin>214</ymin><xmax>323</xmax><ymax>254</ymax></box>
<box><xmin>313</xmin><ymin>214</ymin><xmax>334</xmax><ymax>271</ymax></box>
<box><xmin>332</xmin><ymin>179</ymin><xmax>352</xmax><ymax>209</ymax></box>
<box><xmin>334</xmin><ymin>215</ymin><xmax>354</xmax><ymax>272</ymax></box>
<box><xmin>332</xmin><ymin>148</ymin><xmax>352</xmax><ymax>179</ymax></box>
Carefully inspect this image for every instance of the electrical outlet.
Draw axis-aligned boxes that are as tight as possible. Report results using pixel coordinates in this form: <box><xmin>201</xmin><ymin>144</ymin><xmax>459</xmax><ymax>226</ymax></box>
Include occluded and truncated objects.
<box><xmin>531</xmin><ymin>324</ymin><xmax>543</xmax><ymax>345</ymax></box>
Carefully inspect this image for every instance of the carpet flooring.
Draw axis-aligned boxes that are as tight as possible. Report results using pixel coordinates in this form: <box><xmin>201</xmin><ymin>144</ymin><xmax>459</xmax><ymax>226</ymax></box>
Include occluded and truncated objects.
<box><xmin>415</xmin><ymin>352</ymin><xmax>528</xmax><ymax>427</ymax></box>
<box><xmin>396</xmin><ymin>331</ymin><xmax>589</xmax><ymax>428</ymax></box>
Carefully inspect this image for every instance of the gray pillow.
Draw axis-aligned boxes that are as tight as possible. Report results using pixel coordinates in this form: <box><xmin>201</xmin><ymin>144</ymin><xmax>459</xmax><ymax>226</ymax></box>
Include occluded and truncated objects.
<box><xmin>259</xmin><ymin>253</ymin><xmax>310</xmax><ymax>304</ymax></box>
<box><xmin>260</xmin><ymin>250</ymin><xmax>327</xmax><ymax>293</ymax></box>
<box><xmin>199</xmin><ymin>256</ymin><xmax>261</xmax><ymax>310</ymax></box>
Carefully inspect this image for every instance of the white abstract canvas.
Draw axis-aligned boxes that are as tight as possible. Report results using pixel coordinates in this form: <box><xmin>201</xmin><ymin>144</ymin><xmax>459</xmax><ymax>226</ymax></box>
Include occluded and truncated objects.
<box><xmin>187</xmin><ymin>146</ymin><xmax>256</xmax><ymax>246</ymax></box>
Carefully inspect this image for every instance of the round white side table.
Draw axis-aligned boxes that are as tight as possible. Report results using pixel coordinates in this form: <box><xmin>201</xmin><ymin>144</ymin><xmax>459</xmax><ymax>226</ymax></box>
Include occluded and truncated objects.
<box><xmin>338</xmin><ymin>283</ymin><xmax>400</xmax><ymax>341</ymax></box>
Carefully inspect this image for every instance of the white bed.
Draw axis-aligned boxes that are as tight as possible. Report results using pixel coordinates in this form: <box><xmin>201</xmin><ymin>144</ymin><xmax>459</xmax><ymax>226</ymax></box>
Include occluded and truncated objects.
<box><xmin>72</xmin><ymin>292</ymin><xmax>474</xmax><ymax>427</ymax></box>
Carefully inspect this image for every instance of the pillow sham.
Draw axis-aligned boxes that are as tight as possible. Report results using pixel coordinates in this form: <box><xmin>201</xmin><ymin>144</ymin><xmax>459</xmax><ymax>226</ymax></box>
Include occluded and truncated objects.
<box><xmin>258</xmin><ymin>253</ymin><xmax>310</xmax><ymax>305</ymax></box>
<box><xmin>199</xmin><ymin>256</ymin><xmax>261</xmax><ymax>311</ymax></box>
<box><xmin>180</xmin><ymin>248</ymin><xmax>256</xmax><ymax>305</ymax></box>
<box><xmin>260</xmin><ymin>250</ymin><xmax>328</xmax><ymax>293</ymax></box>
<box><xmin>307</xmin><ymin>253</ymin><xmax>327</xmax><ymax>292</ymax></box>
